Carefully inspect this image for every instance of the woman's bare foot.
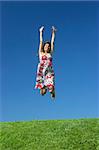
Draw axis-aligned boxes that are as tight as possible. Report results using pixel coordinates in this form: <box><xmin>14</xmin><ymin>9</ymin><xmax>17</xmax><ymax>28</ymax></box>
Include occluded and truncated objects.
<box><xmin>50</xmin><ymin>90</ymin><xmax>55</xmax><ymax>99</ymax></box>
<box><xmin>40</xmin><ymin>86</ymin><xmax>47</xmax><ymax>95</ymax></box>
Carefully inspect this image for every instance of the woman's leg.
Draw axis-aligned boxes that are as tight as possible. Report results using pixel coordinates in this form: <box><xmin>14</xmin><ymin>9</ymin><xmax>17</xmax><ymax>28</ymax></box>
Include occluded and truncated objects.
<box><xmin>45</xmin><ymin>72</ymin><xmax>55</xmax><ymax>99</ymax></box>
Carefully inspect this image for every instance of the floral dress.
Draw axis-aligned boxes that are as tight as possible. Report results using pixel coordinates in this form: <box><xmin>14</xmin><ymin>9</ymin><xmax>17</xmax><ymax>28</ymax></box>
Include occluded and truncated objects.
<box><xmin>35</xmin><ymin>53</ymin><xmax>55</xmax><ymax>92</ymax></box>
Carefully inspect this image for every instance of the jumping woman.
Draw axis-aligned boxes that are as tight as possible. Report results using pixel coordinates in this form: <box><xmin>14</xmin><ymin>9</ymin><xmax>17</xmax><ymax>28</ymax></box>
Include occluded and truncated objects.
<box><xmin>35</xmin><ymin>26</ymin><xmax>56</xmax><ymax>99</ymax></box>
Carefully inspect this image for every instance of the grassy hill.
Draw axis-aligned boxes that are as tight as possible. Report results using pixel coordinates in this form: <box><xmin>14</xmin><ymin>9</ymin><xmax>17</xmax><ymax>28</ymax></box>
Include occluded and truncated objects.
<box><xmin>0</xmin><ymin>118</ymin><xmax>99</xmax><ymax>150</ymax></box>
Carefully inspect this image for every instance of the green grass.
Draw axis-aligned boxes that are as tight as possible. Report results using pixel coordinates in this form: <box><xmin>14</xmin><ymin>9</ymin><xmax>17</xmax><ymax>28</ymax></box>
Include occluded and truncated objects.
<box><xmin>0</xmin><ymin>118</ymin><xmax>99</xmax><ymax>150</ymax></box>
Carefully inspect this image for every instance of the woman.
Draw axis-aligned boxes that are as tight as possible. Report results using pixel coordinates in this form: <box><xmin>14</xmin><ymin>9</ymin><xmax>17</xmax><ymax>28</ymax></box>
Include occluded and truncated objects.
<box><xmin>35</xmin><ymin>26</ymin><xmax>56</xmax><ymax>99</ymax></box>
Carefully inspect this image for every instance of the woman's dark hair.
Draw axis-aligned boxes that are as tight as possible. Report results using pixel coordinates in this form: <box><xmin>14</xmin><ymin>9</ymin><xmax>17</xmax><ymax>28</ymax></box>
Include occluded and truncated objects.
<box><xmin>41</xmin><ymin>41</ymin><xmax>51</xmax><ymax>53</ymax></box>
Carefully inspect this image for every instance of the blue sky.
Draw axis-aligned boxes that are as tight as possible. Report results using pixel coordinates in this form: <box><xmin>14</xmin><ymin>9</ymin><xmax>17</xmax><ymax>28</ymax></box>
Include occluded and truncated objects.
<box><xmin>1</xmin><ymin>1</ymin><xmax>99</xmax><ymax>122</ymax></box>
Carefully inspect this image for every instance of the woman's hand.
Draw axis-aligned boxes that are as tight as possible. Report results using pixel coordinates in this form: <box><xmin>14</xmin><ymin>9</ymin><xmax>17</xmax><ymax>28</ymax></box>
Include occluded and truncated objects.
<box><xmin>39</xmin><ymin>26</ymin><xmax>44</xmax><ymax>32</ymax></box>
<box><xmin>52</xmin><ymin>26</ymin><xmax>57</xmax><ymax>32</ymax></box>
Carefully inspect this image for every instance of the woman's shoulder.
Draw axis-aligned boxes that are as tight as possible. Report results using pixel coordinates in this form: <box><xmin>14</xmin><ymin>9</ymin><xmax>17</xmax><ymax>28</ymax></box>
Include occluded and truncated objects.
<box><xmin>39</xmin><ymin>52</ymin><xmax>45</xmax><ymax>60</ymax></box>
<box><xmin>39</xmin><ymin>52</ymin><xmax>44</xmax><ymax>56</ymax></box>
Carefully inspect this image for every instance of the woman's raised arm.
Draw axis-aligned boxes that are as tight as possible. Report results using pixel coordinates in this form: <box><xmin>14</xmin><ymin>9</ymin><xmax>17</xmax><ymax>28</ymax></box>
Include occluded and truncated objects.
<box><xmin>51</xmin><ymin>26</ymin><xmax>57</xmax><ymax>53</ymax></box>
<box><xmin>39</xmin><ymin>26</ymin><xmax>44</xmax><ymax>55</ymax></box>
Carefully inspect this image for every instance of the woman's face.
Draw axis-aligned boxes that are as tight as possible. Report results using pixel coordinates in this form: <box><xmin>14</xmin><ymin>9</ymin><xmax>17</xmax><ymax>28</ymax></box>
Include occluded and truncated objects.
<box><xmin>44</xmin><ymin>43</ymin><xmax>50</xmax><ymax>53</ymax></box>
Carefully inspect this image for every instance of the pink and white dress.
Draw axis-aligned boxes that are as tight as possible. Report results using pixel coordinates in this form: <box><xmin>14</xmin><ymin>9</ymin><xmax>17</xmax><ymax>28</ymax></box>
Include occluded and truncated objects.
<box><xmin>35</xmin><ymin>53</ymin><xmax>55</xmax><ymax>92</ymax></box>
